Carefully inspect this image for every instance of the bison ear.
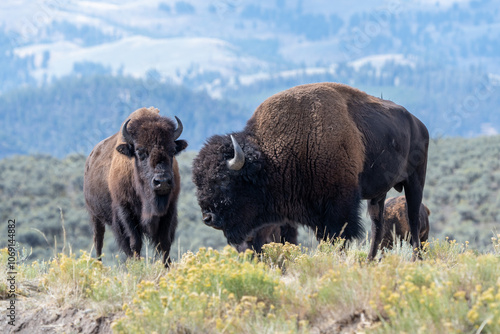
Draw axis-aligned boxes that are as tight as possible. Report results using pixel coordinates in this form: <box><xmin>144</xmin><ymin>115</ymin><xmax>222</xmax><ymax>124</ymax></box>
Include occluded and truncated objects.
<box><xmin>116</xmin><ymin>143</ymin><xmax>133</xmax><ymax>157</ymax></box>
<box><xmin>174</xmin><ymin>140</ymin><xmax>188</xmax><ymax>155</ymax></box>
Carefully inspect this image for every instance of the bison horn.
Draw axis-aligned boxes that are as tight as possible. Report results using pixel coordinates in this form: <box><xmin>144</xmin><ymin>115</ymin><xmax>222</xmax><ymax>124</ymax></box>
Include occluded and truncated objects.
<box><xmin>173</xmin><ymin>116</ymin><xmax>183</xmax><ymax>140</ymax></box>
<box><xmin>121</xmin><ymin>119</ymin><xmax>133</xmax><ymax>144</ymax></box>
<box><xmin>227</xmin><ymin>135</ymin><xmax>245</xmax><ymax>171</ymax></box>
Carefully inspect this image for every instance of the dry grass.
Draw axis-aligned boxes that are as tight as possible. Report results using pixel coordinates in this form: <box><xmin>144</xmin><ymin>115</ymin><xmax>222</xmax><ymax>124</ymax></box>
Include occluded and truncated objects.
<box><xmin>1</xmin><ymin>236</ymin><xmax>500</xmax><ymax>333</ymax></box>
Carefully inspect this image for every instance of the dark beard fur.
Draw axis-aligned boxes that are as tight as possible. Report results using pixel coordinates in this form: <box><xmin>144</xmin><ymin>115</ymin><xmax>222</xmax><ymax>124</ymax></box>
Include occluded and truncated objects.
<box><xmin>154</xmin><ymin>193</ymin><xmax>171</xmax><ymax>215</ymax></box>
<box><xmin>141</xmin><ymin>192</ymin><xmax>171</xmax><ymax>218</ymax></box>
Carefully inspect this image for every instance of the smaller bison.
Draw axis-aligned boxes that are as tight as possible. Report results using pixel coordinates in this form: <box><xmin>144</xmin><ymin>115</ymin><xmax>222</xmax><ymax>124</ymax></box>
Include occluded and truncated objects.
<box><xmin>380</xmin><ymin>196</ymin><xmax>430</xmax><ymax>250</ymax></box>
<box><xmin>84</xmin><ymin>107</ymin><xmax>187</xmax><ymax>266</ymax></box>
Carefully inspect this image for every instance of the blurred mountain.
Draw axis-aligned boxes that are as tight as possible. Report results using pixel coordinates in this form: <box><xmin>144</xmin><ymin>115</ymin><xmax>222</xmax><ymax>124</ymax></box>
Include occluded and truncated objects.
<box><xmin>1</xmin><ymin>0</ymin><xmax>500</xmax><ymax>157</ymax></box>
<box><xmin>3</xmin><ymin>1</ymin><xmax>499</xmax><ymax>71</ymax></box>
<box><xmin>3</xmin><ymin>0</ymin><xmax>500</xmax><ymax>88</ymax></box>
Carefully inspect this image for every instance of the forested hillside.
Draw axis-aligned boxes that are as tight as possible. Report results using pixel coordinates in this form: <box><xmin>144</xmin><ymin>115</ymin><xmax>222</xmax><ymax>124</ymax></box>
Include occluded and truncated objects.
<box><xmin>0</xmin><ymin>73</ymin><xmax>248</xmax><ymax>158</ymax></box>
<box><xmin>224</xmin><ymin>62</ymin><xmax>500</xmax><ymax>140</ymax></box>
<box><xmin>2</xmin><ymin>68</ymin><xmax>499</xmax><ymax>160</ymax></box>
<box><xmin>1</xmin><ymin>135</ymin><xmax>499</xmax><ymax>263</ymax></box>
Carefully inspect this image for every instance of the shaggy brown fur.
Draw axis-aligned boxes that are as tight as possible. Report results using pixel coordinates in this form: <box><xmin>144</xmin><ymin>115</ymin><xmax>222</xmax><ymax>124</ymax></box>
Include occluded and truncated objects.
<box><xmin>251</xmin><ymin>84</ymin><xmax>366</xmax><ymax>197</ymax></box>
<box><xmin>84</xmin><ymin>107</ymin><xmax>187</xmax><ymax>266</ymax></box>
<box><xmin>381</xmin><ymin>196</ymin><xmax>430</xmax><ymax>249</ymax></box>
<box><xmin>193</xmin><ymin>83</ymin><xmax>429</xmax><ymax>260</ymax></box>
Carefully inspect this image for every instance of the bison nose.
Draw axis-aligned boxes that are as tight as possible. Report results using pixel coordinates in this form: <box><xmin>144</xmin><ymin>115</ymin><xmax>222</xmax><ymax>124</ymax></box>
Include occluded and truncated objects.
<box><xmin>203</xmin><ymin>212</ymin><xmax>214</xmax><ymax>225</ymax></box>
<box><xmin>152</xmin><ymin>175</ymin><xmax>173</xmax><ymax>192</ymax></box>
<box><xmin>203</xmin><ymin>212</ymin><xmax>222</xmax><ymax>230</ymax></box>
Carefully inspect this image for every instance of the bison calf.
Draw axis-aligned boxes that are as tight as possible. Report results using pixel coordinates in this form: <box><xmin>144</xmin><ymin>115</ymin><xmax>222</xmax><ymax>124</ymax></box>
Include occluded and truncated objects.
<box><xmin>84</xmin><ymin>107</ymin><xmax>187</xmax><ymax>266</ymax></box>
<box><xmin>380</xmin><ymin>196</ymin><xmax>430</xmax><ymax>250</ymax></box>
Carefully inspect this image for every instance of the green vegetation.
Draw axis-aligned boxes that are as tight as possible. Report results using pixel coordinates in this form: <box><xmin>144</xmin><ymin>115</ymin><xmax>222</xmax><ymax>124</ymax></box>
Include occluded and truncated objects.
<box><xmin>0</xmin><ymin>154</ymin><xmax>92</xmax><ymax>261</ymax></box>
<box><xmin>1</xmin><ymin>135</ymin><xmax>500</xmax><ymax>264</ymax></box>
<box><xmin>1</xmin><ymin>239</ymin><xmax>499</xmax><ymax>333</ymax></box>
<box><xmin>423</xmin><ymin>136</ymin><xmax>500</xmax><ymax>249</ymax></box>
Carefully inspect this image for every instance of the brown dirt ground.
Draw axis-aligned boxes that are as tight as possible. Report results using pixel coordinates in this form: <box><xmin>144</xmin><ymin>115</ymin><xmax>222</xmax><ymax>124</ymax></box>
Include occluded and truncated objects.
<box><xmin>310</xmin><ymin>310</ymin><xmax>380</xmax><ymax>334</ymax></box>
<box><xmin>0</xmin><ymin>300</ymin><xmax>120</xmax><ymax>334</ymax></box>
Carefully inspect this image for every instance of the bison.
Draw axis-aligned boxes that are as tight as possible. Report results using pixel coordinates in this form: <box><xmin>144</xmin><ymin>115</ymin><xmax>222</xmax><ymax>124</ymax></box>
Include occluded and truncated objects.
<box><xmin>235</xmin><ymin>223</ymin><xmax>299</xmax><ymax>253</ymax></box>
<box><xmin>380</xmin><ymin>196</ymin><xmax>430</xmax><ymax>250</ymax></box>
<box><xmin>84</xmin><ymin>107</ymin><xmax>187</xmax><ymax>266</ymax></box>
<box><xmin>192</xmin><ymin>83</ymin><xmax>429</xmax><ymax>260</ymax></box>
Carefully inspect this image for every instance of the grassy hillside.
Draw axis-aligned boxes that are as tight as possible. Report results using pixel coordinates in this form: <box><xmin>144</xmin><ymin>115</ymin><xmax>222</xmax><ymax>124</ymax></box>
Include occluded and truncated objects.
<box><xmin>423</xmin><ymin>136</ymin><xmax>500</xmax><ymax>247</ymax></box>
<box><xmin>1</xmin><ymin>135</ymin><xmax>500</xmax><ymax>332</ymax></box>
<box><xmin>1</xmin><ymin>135</ymin><xmax>500</xmax><ymax>264</ymax></box>
<box><xmin>1</xmin><ymin>239</ymin><xmax>499</xmax><ymax>333</ymax></box>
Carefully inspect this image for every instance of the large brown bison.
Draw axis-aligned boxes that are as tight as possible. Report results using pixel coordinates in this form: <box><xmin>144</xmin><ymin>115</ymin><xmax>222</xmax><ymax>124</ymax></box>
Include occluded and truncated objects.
<box><xmin>192</xmin><ymin>82</ymin><xmax>429</xmax><ymax>260</ymax></box>
<box><xmin>380</xmin><ymin>196</ymin><xmax>430</xmax><ymax>250</ymax></box>
<box><xmin>84</xmin><ymin>107</ymin><xmax>187</xmax><ymax>266</ymax></box>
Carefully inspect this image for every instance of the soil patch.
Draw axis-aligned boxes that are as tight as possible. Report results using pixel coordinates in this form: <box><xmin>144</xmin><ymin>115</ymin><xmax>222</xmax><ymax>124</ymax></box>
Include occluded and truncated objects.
<box><xmin>1</xmin><ymin>304</ymin><xmax>120</xmax><ymax>334</ymax></box>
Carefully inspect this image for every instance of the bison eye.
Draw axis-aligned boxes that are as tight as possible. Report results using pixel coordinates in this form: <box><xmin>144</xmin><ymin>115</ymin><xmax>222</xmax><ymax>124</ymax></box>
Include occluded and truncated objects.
<box><xmin>136</xmin><ymin>149</ymin><xmax>148</xmax><ymax>161</ymax></box>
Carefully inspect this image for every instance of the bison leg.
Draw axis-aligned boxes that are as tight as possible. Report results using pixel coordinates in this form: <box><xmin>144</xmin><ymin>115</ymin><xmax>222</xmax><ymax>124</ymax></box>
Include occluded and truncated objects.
<box><xmin>129</xmin><ymin>234</ymin><xmax>143</xmax><ymax>259</ymax></box>
<box><xmin>158</xmin><ymin>224</ymin><xmax>175</xmax><ymax>268</ymax></box>
<box><xmin>92</xmin><ymin>218</ymin><xmax>105</xmax><ymax>261</ymax></box>
<box><xmin>314</xmin><ymin>191</ymin><xmax>363</xmax><ymax>245</ymax></box>
<box><xmin>245</xmin><ymin>224</ymin><xmax>298</xmax><ymax>254</ymax></box>
<box><xmin>112</xmin><ymin>206</ymin><xmax>142</xmax><ymax>259</ymax></box>
<box><xmin>159</xmin><ymin>230</ymin><xmax>175</xmax><ymax>268</ymax></box>
<box><xmin>155</xmin><ymin>208</ymin><xmax>178</xmax><ymax>268</ymax></box>
<box><xmin>404</xmin><ymin>175</ymin><xmax>425</xmax><ymax>261</ymax></box>
<box><xmin>247</xmin><ymin>226</ymin><xmax>275</xmax><ymax>253</ymax></box>
<box><xmin>124</xmin><ymin>223</ymin><xmax>142</xmax><ymax>259</ymax></box>
<box><xmin>111</xmin><ymin>222</ymin><xmax>132</xmax><ymax>257</ymax></box>
<box><xmin>280</xmin><ymin>224</ymin><xmax>298</xmax><ymax>245</ymax></box>
<box><xmin>367</xmin><ymin>195</ymin><xmax>386</xmax><ymax>261</ymax></box>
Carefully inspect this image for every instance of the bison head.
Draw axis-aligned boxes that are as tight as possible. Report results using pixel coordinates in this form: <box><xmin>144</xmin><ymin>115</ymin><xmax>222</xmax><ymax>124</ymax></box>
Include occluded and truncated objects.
<box><xmin>192</xmin><ymin>134</ymin><xmax>272</xmax><ymax>246</ymax></box>
<box><xmin>116</xmin><ymin>115</ymin><xmax>187</xmax><ymax>215</ymax></box>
